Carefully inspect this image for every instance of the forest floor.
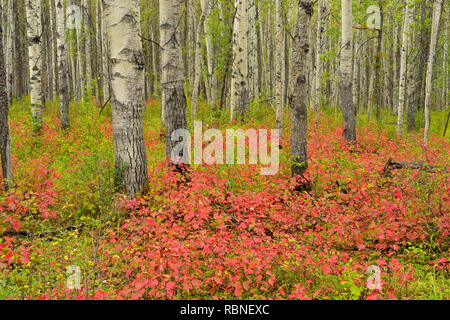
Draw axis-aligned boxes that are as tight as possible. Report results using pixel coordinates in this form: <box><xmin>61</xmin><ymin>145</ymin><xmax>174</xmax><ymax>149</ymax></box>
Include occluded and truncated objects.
<box><xmin>0</xmin><ymin>97</ymin><xmax>449</xmax><ymax>300</ymax></box>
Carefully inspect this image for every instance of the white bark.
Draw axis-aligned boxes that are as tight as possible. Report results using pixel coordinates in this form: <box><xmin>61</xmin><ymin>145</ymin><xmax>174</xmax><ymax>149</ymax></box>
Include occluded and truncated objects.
<box><xmin>204</xmin><ymin>0</ymin><xmax>216</xmax><ymax>106</ymax></box>
<box><xmin>230</xmin><ymin>0</ymin><xmax>249</xmax><ymax>122</ymax></box>
<box><xmin>248</xmin><ymin>0</ymin><xmax>259</xmax><ymax>101</ymax></box>
<box><xmin>160</xmin><ymin>0</ymin><xmax>188</xmax><ymax>161</ymax></box>
<box><xmin>103</xmin><ymin>0</ymin><xmax>148</xmax><ymax>197</ymax></box>
<box><xmin>339</xmin><ymin>0</ymin><xmax>355</xmax><ymax>141</ymax></box>
<box><xmin>56</xmin><ymin>0</ymin><xmax>70</xmax><ymax>129</ymax></box>
<box><xmin>397</xmin><ymin>2</ymin><xmax>413</xmax><ymax>136</ymax></box>
<box><xmin>424</xmin><ymin>0</ymin><xmax>443</xmax><ymax>144</ymax></box>
<box><xmin>26</xmin><ymin>0</ymin><xmax>43</xmax><ymax>131</ymax></box>
<box><xmin>275</xmin><ymin>0</ymin><xmax>283</xmax><ymax>130</ymax></box>
<box><xmin>5</xmin><ymin>0</ymin><xmax>13</xmax><ymax>104</ymax></box>
<box><xmin>191</xmin><ymin>0</ymin><xmax>211</xmax><ymax>120</ymax></box>
<box><xmin>313</xmin><ymin>0</ymin><xmax>325</xmax><ymax>110</ymax></box>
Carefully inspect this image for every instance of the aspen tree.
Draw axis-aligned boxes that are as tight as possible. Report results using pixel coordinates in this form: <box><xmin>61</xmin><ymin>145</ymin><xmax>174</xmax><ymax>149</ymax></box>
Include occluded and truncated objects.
<box><xmin>275</xmin><ymin>0</ymin><xmax>283</xmax><ymax>130</ymax></box>
<box><xmin>339</xmin><ymin>0</ymin><xmax>355</xmax><ymax>141</ymax></box>
<box><xmin>56</xmin><ymin>0</ymin><xmax>70</xmax><ymax>130</ymax></box>
<box><xmin>159</xmin><ymin>0</ymin><xmax>187</xmax><ymax>162</ymax></box>
<box><xmin>230</xmin><ymin>0</ymin><xmax>249</xmax><ymax>122</ymax></box>
<box><xmin>424</xmin><ymin>0</ymin><xmax>443</xmax><ymax>144</ymax></box>
<box><xmin>191</xmin><ymin>0</ymin><xmax>211</xmax><ymax>120</ymax></box>
<box><xmin>397</xmin><ymin>1</ymin><xmax>414</xmax><ymax>136</ymax></box>
<box><xmin>25</xmin><ymin>0</ymin><xmax>43</xmax><ymax>131</ymax></box>
<box><xmin>103</xmin><ymin>0</ymin><xmax>148</xmax><ymax>197</ymax></box>
<box><xmin>0</xmin><ymin>20</ymin><xmax>13</xmax><ymax>190</ymax></box>
<box><xmin>290</xmin><ymin>0</ymin><xmax>313</xmax><ymax>176</ymax></box>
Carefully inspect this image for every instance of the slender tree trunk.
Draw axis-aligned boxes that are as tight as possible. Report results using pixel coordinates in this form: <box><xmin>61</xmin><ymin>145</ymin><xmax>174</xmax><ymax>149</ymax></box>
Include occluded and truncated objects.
<box><xmin>191</xmin><ymin>0</ymin><xmax>210</xmax><ymax>120</ymax></box>
<box><xmin>374</xmin><ymin>2</ymin><xmax>383</xmax><ymax>119</ymax></box>
<box><xmin>0</xmin><ymin>21</ymin><xmax>13</xmax><ymax>190</ymax></box>
<box><xmin>103</xmin><ymin>0</ymin><xmax>148</xmax><ymax>197</ymax></box>
<box><xmin>5</xmin><ymin>0</ymin><xmax>14</xmax><ymax>104</ymax></box>
<box><xmin>339</xmin><ymin>0</ymin><xmax>355</xmax><ymax>141</ymax></box>
<box><xmin>424</xmin><ymin>0</ymin><xmax>443</xmax><ymax>144</ymax></box>
<box><xmin>160</xmin><ymin>0</ymin><xmax>187</xmax><ymax>162</ymax></box>
<box><xmin>248</xmin><ymin>0</ymin><xmax>259</xmax><ymax>101</ymax></box>
<box><xmin>313</xmin><ymin>0</ymin><xmax>325</xmax><ymax>110</ymax></box>
<box><xmin>290</xmin><ymin>0</ymin><xmax>312</xmax><ymax>176</ymax></box>
<box><xmin>56</xmin><ymin>0</ymin><xmax>70</xmax><ymax>130</ymax></box>
<box><xmin>397</xmin><ymin>2</ymin><xmax>413</xmax><ymax>136</ymax></box>
<box><xmin>274</xmin><ymin>0</ymin><xmax>283</xmax><ymax>130</ymax></box>
<box><xmin>26</xmin><ymin>0</ymin><xmax>43</xmax><ymax>132</ymax></box>
<box><xmin>204</xmin><ymin>1</ymin><xmax>216</xmax><ymax>106</ymax></box>
<box><xmin>230</xmin><ymin>0</ymin><xmax>249</xmax><ymax>122</ymax></box>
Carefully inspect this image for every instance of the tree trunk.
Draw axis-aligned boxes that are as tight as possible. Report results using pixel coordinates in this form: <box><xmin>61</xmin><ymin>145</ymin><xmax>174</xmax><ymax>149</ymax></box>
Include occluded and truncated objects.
<box><xmin>290</xmin><ymin>0</ymin><xmax>312</xmax><ymax>176</ymax></box>
<box><xmin>56</xmin><ymin>0</ymin><xmax>70</xmax><ymax>130</ymax></box>
<box><xmin>248</xmin><ymin>0</ymin><xmax>259</xmax><ymax>102</ymax></box>
<box><xmin>397</xmin><ymin>2</ymin><xmax>413</xmax><ymax>136</ymax></box>
<box><xmin>274</xmin><ymin>0</ymin><xmax>283</xmax><ymax>130</ymax></box>
<box><xmin>313</xmin><ymin>0</ymin><xmax>325</xmax><ymax>110</ymax></box>
<box><xmin>26</xmin><ymin>0</ymin><xmax>43</xmax><ymax>132</ymax></box>
<box><xmin>160</xmin><ymin>0</ymin><xmax>187</xmax><ymax>162</ymax></box>
<box><xmin>103</xmin><ymin>0</ymin><xmax>148</xmax><ymax>197</ymax></box>
<box><xmin>5</xmin><ymin>0</ymin><xmax>14</xmax><ymax>105</ymax></box>
<box><xmin>424</xmin><ymin>0</ymin><xmax>443</xmax><ymax>144</ymax></box>
<box><xmin>339</xmin><ymin>0</ymin><xmax>355</xmax><ymax>141</ymax></box>
<box><xmin>0</xmin><ymin>20</ymin><xmax>13</xmax><ymax>190</ymax></box>
<box><xmin>230</xmin><ymin>0</ymin><xmax>249</xmax><ymax>122</ymax></box>
<box><xmin>191</xmin><ymin>0</ymin><xmax>210</xmax><ymax>120</ymax></box>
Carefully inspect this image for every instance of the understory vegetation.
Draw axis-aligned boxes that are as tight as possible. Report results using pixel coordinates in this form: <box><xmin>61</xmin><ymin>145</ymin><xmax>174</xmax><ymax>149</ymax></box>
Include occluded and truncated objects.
<box><xmin>0</xmin><ymin>97</ymin><xmax>448</xmax><ymax>300</ymax></box>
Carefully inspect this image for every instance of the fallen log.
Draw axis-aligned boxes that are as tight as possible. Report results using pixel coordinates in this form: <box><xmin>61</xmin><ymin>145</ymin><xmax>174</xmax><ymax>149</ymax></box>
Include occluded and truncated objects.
<box><xmin>383</xmin><ymin>158</ymin><xmax>448</xmax><ymax>173</ymax></box>
<box><xmin>1</xmin><ymin>224</ymin><xmax>85</xmax><ymax>238</ymax></box>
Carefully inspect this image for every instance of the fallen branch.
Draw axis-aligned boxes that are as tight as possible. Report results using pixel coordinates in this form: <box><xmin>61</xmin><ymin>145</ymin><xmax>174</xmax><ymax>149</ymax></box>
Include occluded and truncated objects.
<box><xmin>1</xmin><ymin>224</ymin><xmax>85</xmax><ymax>238</ymax></box>
<box><xmin>383</xmin><ymin>158</ymin><xmax>448</xmax><ymax>173</ymax></box>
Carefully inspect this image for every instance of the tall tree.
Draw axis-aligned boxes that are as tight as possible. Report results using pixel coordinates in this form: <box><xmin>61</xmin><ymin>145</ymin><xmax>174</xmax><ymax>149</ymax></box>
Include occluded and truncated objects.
<box><xmin>230</xmin><ymin>0</ymin><xmax>249</xmax><ymax>122</ymax></box>
<box><xmin>103</xmin><ymin>0</ymin><xmax>148</xmax><ymax>197</ymax></box>
<box><xmin>5</xmin><ymin>0</ymin><xmax>14</xmax><ymax>105</ymax></box>
<box><xmin>159</xmin><ymin>0</ymin><xmax>187</xmax><ymax>162</ymax></box>
<box><xmin>191</xmin><ymin>0</ymin><xmax>211</xmax><ymax>120</ymax></box>
<box><xmin>424</xmin><ymin>0</ymin><xmax>443</xmax><ymax>144</ymax></box>
<box><xmin>290</xmin><ymin>0</ymin><xmax>313</xmax><ymax>176</ymax></box>
<box><xmin>0</xmin><ymin>19</ymin><xmax>13</xmax><ymax>190</ymax></box>
<box><xmin>339</xmin><ymin>0</ymin><xmax>355</xmax><ymax>141</ymax></box>
<box><xmin>274</xmin><ymin>0</ymin><xmax>283</xmax><ymax>130</ymax></box>
<box><xmin>55</xmin><ymin>0</ymin><xmax>70</xmax><ymax>130</ymax></box>
<box><xmin>25</xmin><ymin>0</ymin><xmax>43</xmax><ymax>132</ymax></box>
<box><xmin>397</xmin><ymin>1</ymin><xmax>414</xmax><ymax>136</ymax></box>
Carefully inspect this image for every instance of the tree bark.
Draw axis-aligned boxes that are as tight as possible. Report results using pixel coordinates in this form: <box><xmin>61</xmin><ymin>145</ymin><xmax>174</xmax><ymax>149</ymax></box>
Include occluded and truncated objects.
<box><xmin>424</xmin><ymin>0</ymin><xmax>443</xmax><ymax>144</ymax></box>
<box><xmin>230</xmin><ymin>0</ymin><xmax>249</xmax><ymax>122</ymax></box>
<box><xmin>191</xmin><ymin>0</ymin><xmax>210</xmax><ymax>120</ymax></box>
<box><xmin>159</xmin><ymin>0</ymin><xmax>188</xmax><ymax>162</ymax></box>
<box><xmin>103</xmin><ymin>0</ymin><xmax>149</xmax><ymax>197</ymax></box>
<box><xmin>397</xmin><ymin>2</ymin><xmax>413</xmax><ymax>136</ymax></box>
<box><xmin>0</xmin><ymin>20</ymin><xmax>13</xmax><ymax>190</ymax></box>
<box><xmin>339</xmin><ymin>0</ymin><xmax>355</xmax><ymax>141</ymax></box>
<box><xmin>56</xmin><ymin>0</ymin><xmax>70</xmax><ymax>130</ymax></box>
<box><xmin>290</xmin><ymin>0</ymin><xmax>312</xmax><ymax>176</ymax></box>
<box><xmin>26</xmin><ymin>0</ymin><xmax>43</xmax><ymax>132</ymax></box>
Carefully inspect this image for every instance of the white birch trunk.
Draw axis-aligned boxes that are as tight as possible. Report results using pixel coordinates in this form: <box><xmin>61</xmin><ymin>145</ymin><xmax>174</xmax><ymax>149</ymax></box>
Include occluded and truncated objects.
<box><xmin>191</xmin><ymin>0</ymin><xmax>210</xmax><ymax>120</ymax></box>
<box><xmin>397</xmin><ymin>2</ymin><xmax>413</xmax><ymax>136</ymax></box>
<box><xmin>424</xmin><ymin>0</ymin><xmax>443</xmax><ymax>144</ymax></box>
<box><xmin>5</xmin><ymin>0</ymin><xmax>14</xmax><ymax>104</ymax></box>
<box><xmin>230</xmin><ymin>0</ymin><xmax>249</xmax><ymax>122</ymax></box>
<box><xmin>339</xmin><ymin>0</ymin><xmax>355</xmax><ymax>141</ymax></box>
<box><xmin>56</xmin><ymin>0</ymin><xmax>70</xmax><ymax>129</ymax></box>
<box><xmin>160</xmin><ymin>0</ymin><xmax>187</xmax><ymax>161</ymax></box>
<box><xmin>103</xmin><ymin>0</ymin><xmax>148</xmax><ymax>197</ymax></box>
<box><xmin>26</xmin><ymin>0</ymin><xmax>43</xmax><ymax>131</ymax></box>
<box><xmin>275</xmin><ymin>0</ymin><xmax>283</xmax><ymax>130</ymax></box>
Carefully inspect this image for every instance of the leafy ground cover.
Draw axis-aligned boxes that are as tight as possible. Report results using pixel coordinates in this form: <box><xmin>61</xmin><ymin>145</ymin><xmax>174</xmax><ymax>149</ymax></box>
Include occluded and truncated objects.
<box><xmin>0</xmin><ymin>97</ymin><xmax>448</xmax><ymax>299</ymax></box>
